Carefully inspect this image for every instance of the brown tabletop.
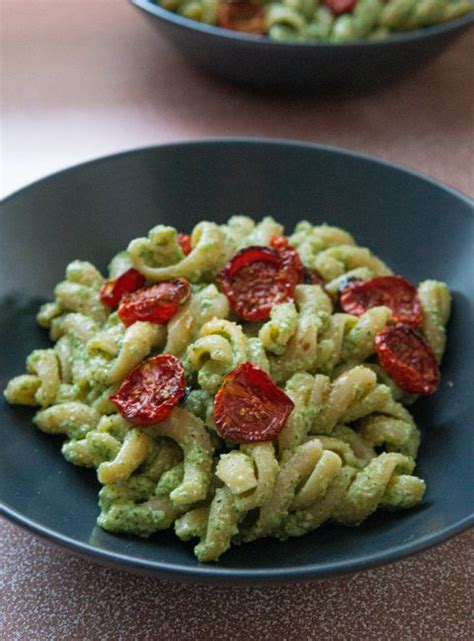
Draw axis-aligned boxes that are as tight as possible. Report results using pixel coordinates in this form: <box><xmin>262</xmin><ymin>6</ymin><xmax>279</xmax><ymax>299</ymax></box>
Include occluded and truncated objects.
<box><xmin>1</xmin><ymin>0</ymin><xmax>474</xmax><ymax>198</ymax></box>
<box><xmin>1</xmin><ymin>2</ymin><xmax>473</xmax><ymax>639</ymax></box>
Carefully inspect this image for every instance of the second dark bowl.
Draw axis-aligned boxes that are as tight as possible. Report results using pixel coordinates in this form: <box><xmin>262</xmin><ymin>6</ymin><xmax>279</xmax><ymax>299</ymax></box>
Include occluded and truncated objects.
<box><xmin>131</xmin><ymin>0</ymin><xmax>474</xmax><ymax>91</ymax></box>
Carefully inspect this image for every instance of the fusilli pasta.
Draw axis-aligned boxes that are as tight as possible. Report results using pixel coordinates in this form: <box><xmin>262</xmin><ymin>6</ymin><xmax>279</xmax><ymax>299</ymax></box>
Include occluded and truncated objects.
<box><xmin>4</xmin><ymin>216</ymin><xmax>450</xmax><ymax>562</ymax></box>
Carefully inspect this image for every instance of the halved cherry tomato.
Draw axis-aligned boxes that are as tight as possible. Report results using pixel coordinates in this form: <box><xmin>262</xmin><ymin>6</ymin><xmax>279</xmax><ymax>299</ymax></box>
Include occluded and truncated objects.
<box><xmin>217</xmin><ymin>246</ymin><xmax>292</xmax><ymax>321</ymax></box>
<box><xmin>177</xmin><ymin>233</ymin><xmax>192</xmax><ymax>256</ymax></box>
<box><xmin>268</xmin><ymin>235</ymin><xmax>290</xmax><ymax>252</ymax></box>
<box><xmin>118</xmin><ymin>278</ymin><xmax>191</xmax><ymax>327</ymax></box>
<box><xmin>375</xmin><ymin>323</ymin><xmax>440</xmax><ymax>395</ymax></box>
<box><xmin>270</xmin><ymin>235</ymin><xmax>305</xmax><ymax>287</ymax></box>
<box><xmin>324</xmin><ymin>0</ymin><xmax>358</xmax><ymax>15</ymax></box>
<box><xmin>213</xmin><ymin>362</ymin><xmax>294</xmax><ymax>443</ymax></box>
<box><xmin>217</xmin><ymin>2</ymin><xmax>265</xmax><ymax>34</ymax></box>
<box><xmin>340</xmin><ymin>276</ymin><xmax>423</xmax><ymax>326</ymax></box>
<box><xmin>110</xmin><ymin>354</ymin><xmax>186</xmax><ymax>425</ymax></box>
<box><xmin>99</xmin><ymin>268</ymin><xmax>146</xmax><ymax>308</ymax></box>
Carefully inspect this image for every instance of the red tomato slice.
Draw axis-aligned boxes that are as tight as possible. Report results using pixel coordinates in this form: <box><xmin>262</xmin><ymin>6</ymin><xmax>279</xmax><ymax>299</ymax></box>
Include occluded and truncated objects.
<box><xmin>99</xmin><ymin>268</ymin><xmax>146</xmax><ymax>308</ymax></box>
<box><xmin>110</xmin><ymin>354</ymin><xmax>186</xmax><ymax>425</ymax></box>
<box><xmin>375</xmin><ymin>324</ymin><xmax>440</xmax><ymax>395</ymax></box>
<box><xmin>268</xmin><ymin>235</ymin><xmax>290</xmax><ymax>251</ymax></box>
<box><xmin>177</xmin><ymin>233</ymin><xmax>192</xmax><ymax>256</ymax></box>
<box><xmin>270</xmin><ymin>235</ymin><xmax>305</xmax><ymax>287</ymax></box>
<box><xmin>213</xmin><ymin>362</ymin><xmax>294</xmax><ymax>443</ymax></box>
<box><xmin>217</xmin><ymin>246</ymin><xmax>297</xmax><ymax>321</ymax></box>
<box><xmin>324</xmin><ymin>0</ymin><xmax>358</xmax><ymax>15</ymax></box>
<box><xmin>227</xmin><ymin>246</ymin><xmax>281</xmax><ymax>277</ymax></box>
<box><xmin>340</xmin><ymin>276</ymin><xmax>423</xmax><ymax>326</ymax></box>
<box><xmin>118</xmin><ymin>278</ymin><xmax>191</xmax><ymax>327</ymax></box>
<box><xmin>217</xmin><ymin>2</ymin><xmax>265</xmax><ymax>34</ymax></box>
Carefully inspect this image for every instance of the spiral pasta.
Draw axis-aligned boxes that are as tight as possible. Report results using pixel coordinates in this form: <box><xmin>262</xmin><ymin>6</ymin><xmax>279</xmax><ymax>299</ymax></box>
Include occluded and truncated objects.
<box><xmin>237</xmin><ymin>216</ymin><xmax>284</xmax><ymax>248</ymax></box>
<box><xmin>175</xmin><ymin>486</ymin><xmax>240</xmax><ymax>562</ymax></box>
<box><xmin>418</xmin><ymin>279</ymin><xmax>452</xmax><ymax>362</ymax></box>
<box><xmin>259</xmin><ymin>302</ymin><xmax>298</xmax><ymax>356</ymax></box>
<box><xmin>54</xmin><ymin>261</ymin><xmax>108</xmax><ymax>324</ymax></box>
<box><xmin>128</xmin><ymin>222</ymin><xmax>230</xmax><ymax>283</ymax></box>
<box><xmin>315</xmin><ymin>306</ymin><xmax>393</xmax><ymax>376</ymax></box>
<box><xmin>165</xmin><ymin>284</ymin><xmax>230</xmax><ymax>357</ymax></box>
<box><xmin>98</xmin><ymin>459</ymin><xmax>186</xmax><ymax>537</ymax></box>
<box><xmin>186</xmin><ymin>318</ymin><xmax>249</xmax><ymax>393</ymax></box>
<box><xmin>243</xmin><ymin>439</ymin><xmax>334</xmax><ymax>541</ymax></box>
<box><xmin>269</xmin><ymin>284</ymin><xmax>332</xmax><ymax>384</ymax></box>
<box><xmin>333</xmin><ymin>453</ymin><xmax>425</xmax><ymax>524</ymax></box>
<box><xmin>4</xmin><ymin>215</ymin><xmax>449</xmax><ymax>563</ymax></box>
<box><xmin>216</xmin><ymin>442</ymin><xmax>279</xmax><ymax>511</ymax></box>
<box><xmin>289</xmin><ymin>222</ymin><xmax>356</xmax><ymax>269</ymax></box>
<box><xmin>5</xmin><ymin>349</ymin><xmax>61</xmax><ymax>408</ymax></box>
<box><xmin>149</xmin><ymin>407</ymin><xmax>214</xmax><ymax>506</ymax></box>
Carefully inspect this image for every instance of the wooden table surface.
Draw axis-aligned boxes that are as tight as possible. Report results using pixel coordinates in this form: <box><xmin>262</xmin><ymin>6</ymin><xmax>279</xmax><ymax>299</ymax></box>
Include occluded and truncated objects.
<box><xmin>1</xmin><ymin>2</ymin><xmax>473</xmax><ymax>640</ymax></box>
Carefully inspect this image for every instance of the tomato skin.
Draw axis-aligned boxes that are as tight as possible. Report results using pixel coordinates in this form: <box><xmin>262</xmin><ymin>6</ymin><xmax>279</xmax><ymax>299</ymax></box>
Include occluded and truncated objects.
<box><xmin>227</xmin><ymin>246</ymin><xmax>281</xmax><ymax>277</ymax></box>
<box><xmin>268</xmin><ymin>235</ymin><xmax>289</xmax><ymax>252</ymax></box>
<box><xmin>118</xmin><ymin>278</ymin><xmax>191</xmax><ymax>327</ymax></box>
<box><xmin>217</xmin><ymin>2</ymin><xmax>265</xmax><ymax>34</ymax></box>
<box><xmin>99</xmin><ymin>268</ymin><xmax>146</xmax><ymax>308</ymax></box>
<box><xmin>340</xmin><ymin>276</ymin><xmax>423</xmax><ymax>326</ymax></box>
<box><xmin>217</xmin><ymin>237</ymin><xmax>306</xmax><ymax>321</ymax></box>
<box><xmin>375</xmin><ymin>324</ymin><xmax>440</xmax><ymax>395</ymax></box>
<box><xmin>177</xmin><ymin>233</ymin><xmax>192</xmax><ymax>256</ymax></box>
<box><xmin>213</xmin><ymin>362</ymin><xmax>294</xmax><ymax>443</ymax></box>
<box><xmin>110</xmin><ymin>354</ymin><xmax>186</xmax><ymax>425</ymax></box>
<box><xmin>217</xmin><ymin>246</ymin><xmax>286</xmax><ymax>321</ymax></box>
<box><xmin>270</xmin><ymin>235</ymin><xmax>305</xmax><ymax>287</ymax></box>
<box><xmin>324</xmin><ymin>0</ymin><xmax>358</xmax><ymax>15</ymax></box>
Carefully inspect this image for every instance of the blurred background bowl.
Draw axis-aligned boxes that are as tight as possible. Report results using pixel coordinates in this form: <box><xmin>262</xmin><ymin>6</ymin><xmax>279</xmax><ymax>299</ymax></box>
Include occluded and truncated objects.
<box><xmin>131</xmin><ymin>0</ymin><xmax>474</xmax><ymax>91</ymax></box>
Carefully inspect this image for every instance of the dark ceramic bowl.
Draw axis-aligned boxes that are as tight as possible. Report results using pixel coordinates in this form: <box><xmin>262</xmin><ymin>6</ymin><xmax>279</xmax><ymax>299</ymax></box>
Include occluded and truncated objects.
<box><xmin>131</xmin><ymin>0</ymin><xmax>474</xmax><ymax>91</ymax></box>
<box><xmin>1</xmin><ymin>140</ymin><xmax>473</xmax><ymax>583</ymax></box>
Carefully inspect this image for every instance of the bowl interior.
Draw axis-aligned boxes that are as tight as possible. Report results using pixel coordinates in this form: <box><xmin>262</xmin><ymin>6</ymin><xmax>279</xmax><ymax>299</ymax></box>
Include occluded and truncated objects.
<box><xmin>1</xmin><ymin>140</ymin><xmax>473</xmax><ymax>581</ymax></box>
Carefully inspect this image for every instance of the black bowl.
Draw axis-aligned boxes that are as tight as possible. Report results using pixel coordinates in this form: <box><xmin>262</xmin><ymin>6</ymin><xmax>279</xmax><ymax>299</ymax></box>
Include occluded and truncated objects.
<box><xmin>1</xmin><ymin>139</ymin><xmax>473</xmax><ymax>583</ymax></box>
<box><xmin>131</xmin><ymin>0</ymin><xmax>474</xmax><ymax>91</ymax></box>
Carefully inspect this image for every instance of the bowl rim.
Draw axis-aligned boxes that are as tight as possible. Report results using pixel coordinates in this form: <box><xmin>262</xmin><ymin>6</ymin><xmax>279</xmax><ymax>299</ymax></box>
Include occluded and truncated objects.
<box><xmin>1</xmin><ymin>138</ymin><xmax>473</xmax><ymax>583</ymax></box>
<box><xmin>131</xmin><ymin>0</ymin><xmax>474</xmax><ymax>49</ymax></box>
<box><xmin>2</xmin><ymin>137</ymin><xmax>474</xmax><ymax>205</ymax></box>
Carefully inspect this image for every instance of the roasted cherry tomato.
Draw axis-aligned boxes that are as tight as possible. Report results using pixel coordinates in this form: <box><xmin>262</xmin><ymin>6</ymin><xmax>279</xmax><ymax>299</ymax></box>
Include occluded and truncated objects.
<box><xmin>118</xmin><ymin>278</ymin><xmax>191</xmax><ymax>327</ymax></box>
<box><xmin>375</xmin><ymin>323</ymin><xmax>440</xmax><ymax>395</ymax></box>
<box><xmin>268</xmin><ymin>235</ymin><xmax>290</xmax><ymax>252</ymax></box>
<box><xmin>213</xmin><ymin>362</ymin><xmax>294</xmax><ymax>443</ymax></box>
<box><xmin>99</xmin><ymin>268</ymin><xmax>146</xmax><ymax>308</ymax></box>
<box><xmin>340</xmin><ymin>275</ymin><xmax>423</xmax><ymax>326</ymax></box>
<box><xmin>177</xmin><ymin>233</ymin><xmax>192</xmax><ymax>256</ymax></box>
<box><xmin>217</xmin><ymin>246</ymin><xmax>295</xmax><ymax>321</ymax></box>
<box><xmin>270</xmin><ymin>235</ymin><xmax>305</xmax><ymax>287</ymax></box>
<box><xmin>324</xmin><ymin>0</ymin><xmax>358</xmax><ymax>15</ymax></box>
<box><xmin>217</xmin><ymin>2</ymin><xmax>265</xmax><ymax>34</ymax></box>
<box><xmin>110</xmin><ymin>354</ymin><xmax>186</xmax><ymax>425</ymax></box>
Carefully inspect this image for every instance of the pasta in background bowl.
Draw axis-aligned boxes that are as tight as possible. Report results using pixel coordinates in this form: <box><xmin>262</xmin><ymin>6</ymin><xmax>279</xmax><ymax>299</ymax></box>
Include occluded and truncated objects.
<box><xmin>131</xmin><ymin>0</ymin><xmax>474</xmax><ymax>90</ymax></box>
<box><xmin>1</xmin><ymin>140</ymin><xmax>473</xmax><ymax>581</ymax></box>
<box><xmin>156</xmin><ymin>0</ymin><xmax>473</xmax><ymax>44</ymax></box>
